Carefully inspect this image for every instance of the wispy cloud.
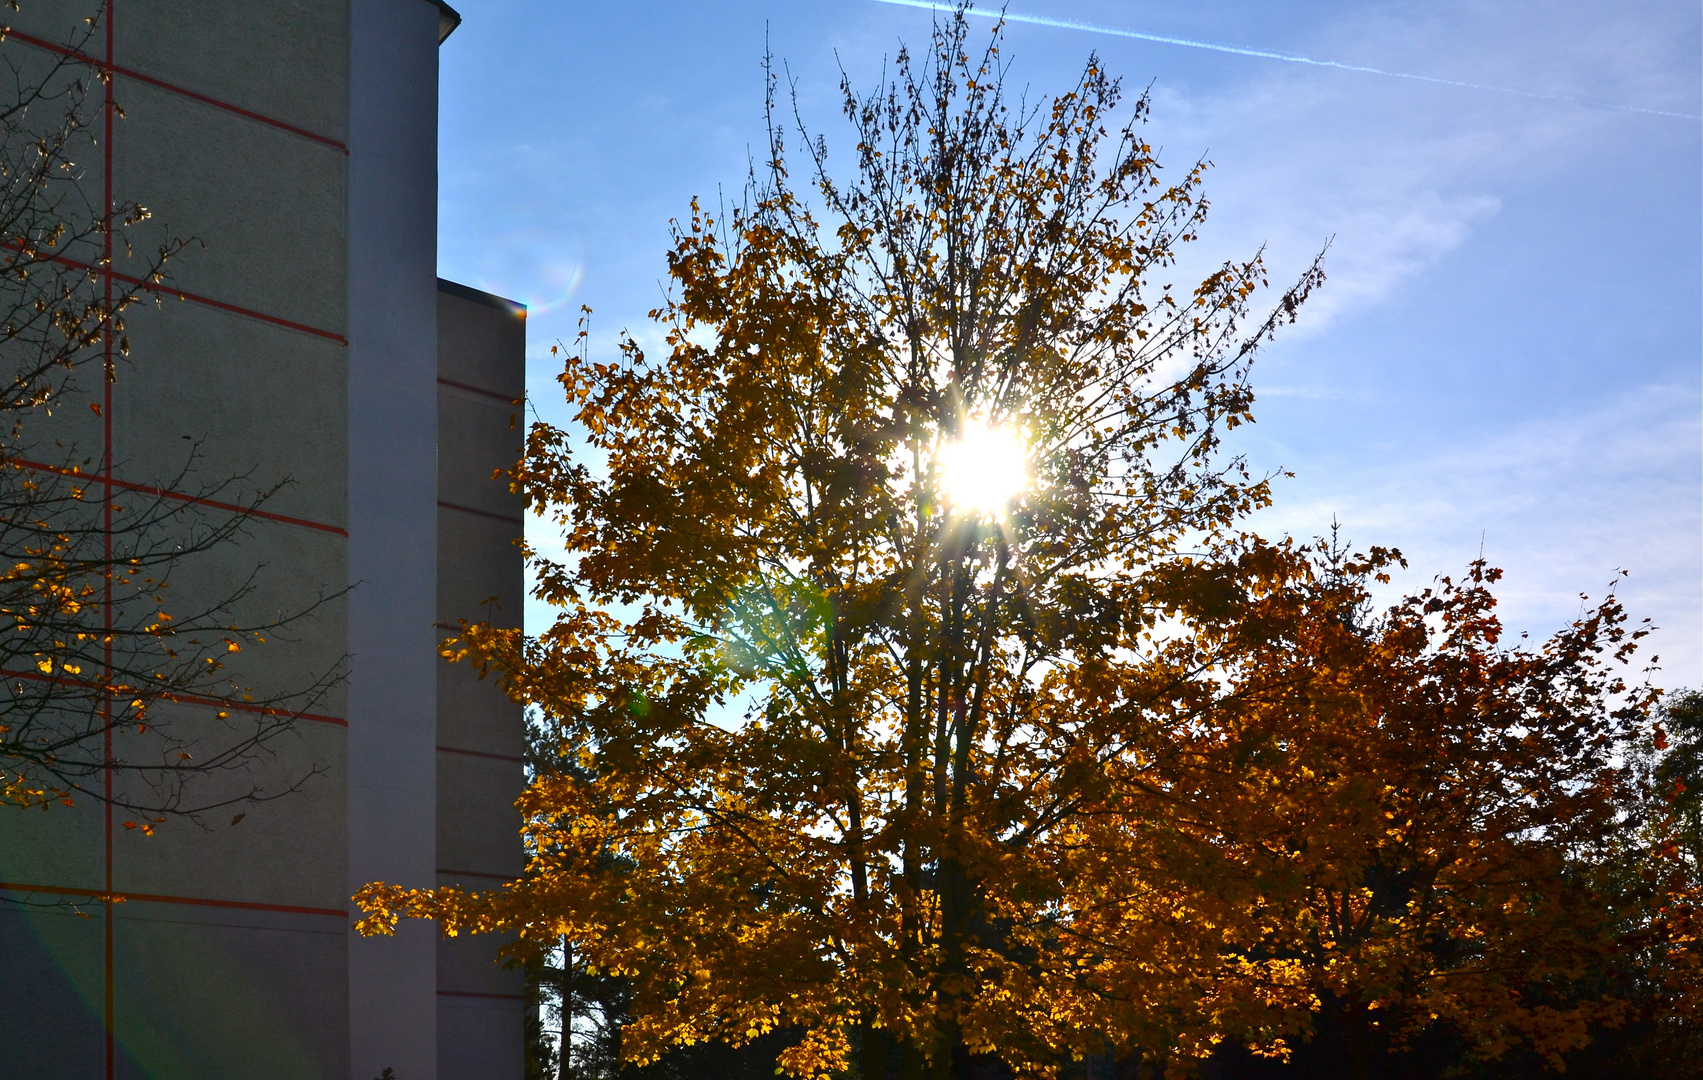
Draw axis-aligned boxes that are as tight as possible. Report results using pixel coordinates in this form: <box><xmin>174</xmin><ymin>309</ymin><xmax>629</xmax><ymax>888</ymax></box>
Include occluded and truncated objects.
<box><xmin>1249</xmin><ymin>385</ymin><xmax>1702</xmax><ymax>684</ymax></box>
<box><xmin>867</xmin><ymin>0</ymin><xmax>1701</xmax><ymax>120</ymax></box>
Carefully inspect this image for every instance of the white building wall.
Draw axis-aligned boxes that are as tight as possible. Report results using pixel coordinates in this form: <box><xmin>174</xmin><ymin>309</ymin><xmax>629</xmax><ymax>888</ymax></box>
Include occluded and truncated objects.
<box><xmin>0</xmin><ymin>3</ymin><xmax>526</xmax><ymax>1077</ymax></box>
<box><xmin>347</xmin><ymin>2</ymin><xmax>447</xmax><ymax>1077</ymax></box>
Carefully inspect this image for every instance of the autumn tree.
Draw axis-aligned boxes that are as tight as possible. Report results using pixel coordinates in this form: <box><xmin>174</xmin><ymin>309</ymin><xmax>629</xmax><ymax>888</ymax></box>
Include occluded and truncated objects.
<box><xmin>360</xmin><ymin>10</ymin><xmax>1329</xmax><ymax>1076</ymax></box>
<box><xmin>0</xmin><ymin>5</ymin><xmax>340</xmax><ymax>822</ymax></box>
<box><xmin>1143</xmin><ymin>542</ymin><xmax>1681</xmax><ymax>1079</ymax></box>
<box><xmin>352</xmin><ymin>10</ymin><xmax>1697</xmax><ymax>1077</ymax></box>
<box><xmin>1653</xmin><ymin>690</ymin><xmax>1703</xmax><ymax>866</ymax></box>
<box><xmin>1568</xmin><ymin>687</ymin><xmax>1703</xmax><ymax>1080</ymax></box>
<box><xmin>522</xmin><ymin>726</ymin><xmax>633</xmax><ymax>1080</ymax></box>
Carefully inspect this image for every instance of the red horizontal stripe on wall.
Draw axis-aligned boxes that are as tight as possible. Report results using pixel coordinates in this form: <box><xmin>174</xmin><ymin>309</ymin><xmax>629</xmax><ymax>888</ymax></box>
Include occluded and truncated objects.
<box><xmin>156</xmin><ymin>687</ymin><xmax>347</xmax><ymax>727</ymax></box>
<box><xmin>438</xmin><ymin>377</ymin><xmax>521</xmax><ymax>404</ymax></box>
<box><xmin>0</xmin><ymin>881</ymin><xmax>348</xmax><ymax>918</ymax></box>
<box><xmin>439</xmin><ymin>500</ymin><xmax>525</xmax><ymax>526</ymax></box>
<box><xmin>2</xmin><ymin>28</ymin><xmax>348</xmax><ymax>152</ymax></box>
<box><xmin>437</xmin><ymin>745</ymin><xmax>525</xmax><ymax>764</ymax></box>
<box><xmin>5</xmin><ymin>243</ymin><xmax>348</xmax><ymax>344</ymax></box>
<box><xmin>14</xmin><ymin>458</ymin><xmax>349</xmax><ymax>537</ymax></box>
<box><xmin>1</xmin><ymin>669</ymin><xmax>348</xmax><ymax>727</ymax></box>
<box><xmin>116</xmin><ymin>270</ymin><xmax>347</xmax><ymax>344</ymax></box>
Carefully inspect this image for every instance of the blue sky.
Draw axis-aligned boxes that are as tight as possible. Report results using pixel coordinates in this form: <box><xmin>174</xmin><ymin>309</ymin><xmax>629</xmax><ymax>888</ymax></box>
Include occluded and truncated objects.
<box><xmin>436</xmin><ymin>1</ymin><xmax>1702</xmax><ymax>689</ymax></box>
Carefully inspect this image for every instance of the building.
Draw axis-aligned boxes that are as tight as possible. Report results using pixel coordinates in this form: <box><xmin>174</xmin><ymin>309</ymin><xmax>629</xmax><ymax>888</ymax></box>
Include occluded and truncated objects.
<box><xmin>0</xmin><ymin>2</ymin><xmax>527</xmax><ymax>1077</ymax></box>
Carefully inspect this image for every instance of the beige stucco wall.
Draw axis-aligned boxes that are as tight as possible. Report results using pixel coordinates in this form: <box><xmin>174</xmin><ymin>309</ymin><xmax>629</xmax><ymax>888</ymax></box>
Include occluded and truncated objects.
<box><xmin>0</xmin><ymin>1</ymin><xmax>354</xmax><ymax>1077</ymax></box>
<box><xmin>0</xmin><ymin>4</ymin><xmax>525</xmax><ymax>1075</ymax></box>
<box><xmin>435</xmin><ymin>281</ymin><xmax>528</xmax><ymax>1080</ymax></box>
<box><xmin>0</xmin><ymin>2</ymin><xmax>532</xmax><ymax>1078</ymax></box>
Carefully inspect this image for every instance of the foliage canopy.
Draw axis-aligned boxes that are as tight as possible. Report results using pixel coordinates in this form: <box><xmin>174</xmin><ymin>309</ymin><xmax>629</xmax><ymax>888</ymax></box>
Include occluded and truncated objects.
<box><xmin>357</xmin><ymin>14</ymin><xmax>1694</xmax><ymax>1079</ymax></box>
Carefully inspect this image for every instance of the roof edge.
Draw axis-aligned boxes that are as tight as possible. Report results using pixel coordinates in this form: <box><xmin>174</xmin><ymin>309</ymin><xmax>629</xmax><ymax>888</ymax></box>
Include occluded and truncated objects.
<box><xmin>437</xmin><ymin>277</ymin><xmax>526</xmax><ymax>315</ymax></box>
<box><xmin>433</xmin><ymin>1</ymin><xmax>462</xmax><ymax>43</ymax></box>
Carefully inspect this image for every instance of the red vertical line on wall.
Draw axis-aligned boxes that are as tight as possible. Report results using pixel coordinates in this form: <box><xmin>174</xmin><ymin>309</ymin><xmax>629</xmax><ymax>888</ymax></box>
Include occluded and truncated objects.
<box><xmin>101</xmin><ymin>5</ymin><xmax>116</xmax><ymax>1079</ymax></box>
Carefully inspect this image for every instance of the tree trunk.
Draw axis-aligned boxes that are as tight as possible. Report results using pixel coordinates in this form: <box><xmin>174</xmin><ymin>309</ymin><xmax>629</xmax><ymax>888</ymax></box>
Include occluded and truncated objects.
<box><xmin>557</xmin><ymin>935</ymin><xmax>573</xmax><ymax>1080</ymax></box>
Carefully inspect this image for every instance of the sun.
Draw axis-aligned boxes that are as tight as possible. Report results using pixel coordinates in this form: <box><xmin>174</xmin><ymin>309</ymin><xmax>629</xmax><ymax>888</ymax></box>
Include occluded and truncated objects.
<box><xmin>938</xmin><ymin>421</ymin><xmax>1028</xmax><ymax>517</ymax></box>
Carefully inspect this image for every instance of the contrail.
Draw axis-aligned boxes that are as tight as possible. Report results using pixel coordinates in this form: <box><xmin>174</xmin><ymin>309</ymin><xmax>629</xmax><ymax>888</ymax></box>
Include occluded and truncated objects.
<box><xmin>868</xmin><ymin>0</ymin><xmax>1701</xmax><ymax>122</ymax></box>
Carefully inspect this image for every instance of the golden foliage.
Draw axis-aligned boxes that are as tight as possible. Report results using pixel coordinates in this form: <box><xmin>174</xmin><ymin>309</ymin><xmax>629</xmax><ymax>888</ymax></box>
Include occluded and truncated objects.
<box><xmin>357</xmin><ymin>12</ymin><xmax>1691</xmax><ymax>1078</ymax></box>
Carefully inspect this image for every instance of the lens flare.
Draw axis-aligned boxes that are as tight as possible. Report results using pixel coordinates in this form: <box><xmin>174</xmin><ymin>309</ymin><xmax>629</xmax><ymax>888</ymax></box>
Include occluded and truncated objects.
<box><xmin>939</xmin><ymin>422</ymin><xmax>1027</xmax><ymax>517</ymax></box>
